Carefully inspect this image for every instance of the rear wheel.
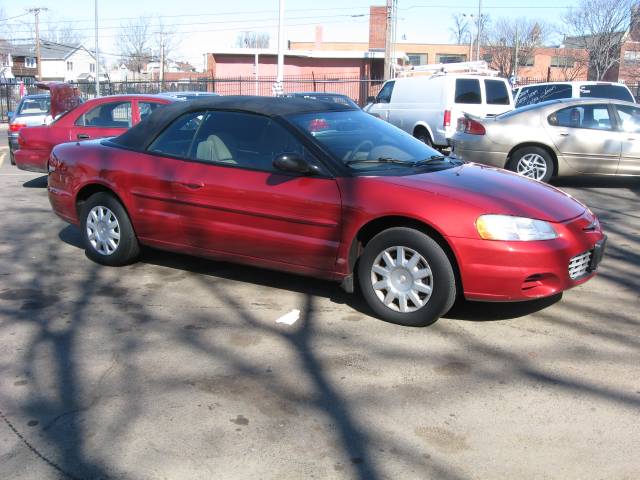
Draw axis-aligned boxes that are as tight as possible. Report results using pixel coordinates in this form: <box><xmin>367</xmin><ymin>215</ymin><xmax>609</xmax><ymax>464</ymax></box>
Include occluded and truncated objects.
<box><xmin>10</xmin><ymin>150</ymin><xmax>15</xmax><ymax>166</ymax></box>
<box><xmin>509</xmin><ymin>146</ymin><xmax>554</xmax><ymax>182</ymax></box>
<box><xmin>357</xmin><ymin>228</ymin><xmax>456</xmax><ymax>327</ymax></box>
<box><xmin>80</xmin><ymin>192</ymin><xmax>139</xmax><ymax>266</ymax></box>
<box><xmin>414</xmin><ymin>128</ymin><xmax>433</xmax><ymax>147</ymax></box>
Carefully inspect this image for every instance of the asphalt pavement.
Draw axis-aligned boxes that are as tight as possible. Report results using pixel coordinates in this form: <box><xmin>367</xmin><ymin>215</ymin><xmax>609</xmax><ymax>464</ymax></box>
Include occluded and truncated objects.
<box><xmin>0</xmin><ymin>129</ymin><xmax>638</xmax><ymax>480</ymax></box>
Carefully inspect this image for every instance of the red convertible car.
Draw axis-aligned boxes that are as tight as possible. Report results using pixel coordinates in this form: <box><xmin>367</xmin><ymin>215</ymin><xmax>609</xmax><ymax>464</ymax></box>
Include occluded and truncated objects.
<box><xmin>15</xmin><ymin>84</ymin><xmax>172</xmax><ymax>173</ymax></box>
<box><xmin>48</xmin><ymin>96</ymin><xmax>606</xmax><ymax>326</ymax></box>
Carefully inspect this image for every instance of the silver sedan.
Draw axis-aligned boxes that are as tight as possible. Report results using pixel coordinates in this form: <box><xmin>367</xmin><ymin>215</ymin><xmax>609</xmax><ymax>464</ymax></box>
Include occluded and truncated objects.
<box><xmin>451</xmin><ymin>98</ymin><xmax>640</xmax><ymax>182</ymax></box>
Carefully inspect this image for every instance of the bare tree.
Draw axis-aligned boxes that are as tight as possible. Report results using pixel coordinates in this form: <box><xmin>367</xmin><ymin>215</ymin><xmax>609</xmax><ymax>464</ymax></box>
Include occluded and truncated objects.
<box><xmin>450</xmin><ymin>13</ymin><xmax>471</xmax><ymax>45</ymax></box>
<box><xmin>116</xmin><ymin>17</ymin><xmax>153</xmax><ymax>78</ymax></box>
<box><xmin>563</xmin><ymin>0</ymin><xmax>632</xmax><ymax>80</ymax></box>
<box><xmin>155</xmin><ymin>17</ymin><xmax>181</xmax><ymax>66</ymax></box>
<box><xmin>235</xmin><ymin>31</ymin><xmax>270</xmax><ymax>49</ymax></box>
<box><xmin>552</xmin><ymin>47</ymin><xmax>589</xmax><ymax>80</ymax></box>
<box><xmin>43</xmin><ymin>17</ymin><xmax>85</xmax><ymax>45</ymax></box>
<box><xmin>485</xmin><ymin>18</ymin><xmax>548</xmax><ymax>76</ymax></box>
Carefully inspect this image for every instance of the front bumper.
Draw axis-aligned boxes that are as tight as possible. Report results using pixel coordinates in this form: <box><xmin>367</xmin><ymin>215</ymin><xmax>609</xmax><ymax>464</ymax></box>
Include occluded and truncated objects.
<box><xmin>452</xmin><ymin>211</ymin><xmax>605</xmax><ymax>301</ymax></box>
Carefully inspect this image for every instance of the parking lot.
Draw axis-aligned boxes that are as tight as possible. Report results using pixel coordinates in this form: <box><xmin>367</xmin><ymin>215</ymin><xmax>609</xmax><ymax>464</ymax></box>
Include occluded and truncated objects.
<box><xmin>0</xmin><ymin>132</ymin><xmax>638</xmax><ymax>479</ymax></box>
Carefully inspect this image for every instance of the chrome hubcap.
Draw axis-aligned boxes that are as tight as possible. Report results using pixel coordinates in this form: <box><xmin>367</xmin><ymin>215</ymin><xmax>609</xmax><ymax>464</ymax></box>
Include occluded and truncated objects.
<box><xmin>517</xmin><ymin>153</ymin><xmax>547</xmax><ymax>180</ymax></box>
<box><xmin>370</xmin><ymin>246</ymin><xmax>433</xmax><ymax>313</ymax></box>
<box><xmin>86</xmin><ymin>206</ymin><xmax>121</xmax><ymax>256</ymax></box>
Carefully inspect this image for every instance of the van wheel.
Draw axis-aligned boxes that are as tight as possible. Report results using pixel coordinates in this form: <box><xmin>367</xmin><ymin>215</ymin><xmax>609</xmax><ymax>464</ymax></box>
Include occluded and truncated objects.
<box><xmin>508</xmin><ymin>146</ymin><xmax>554</xmax><ymax>182</ymax></box>
<box><xmin>357</xmin><ymin>228</ymin><xmax>456</xmax><ymax>327</ymax></box>
<box><xmin>414</xmin><ymin>129</ymin><xmax>433</xmax><ymax>147</ymax></box>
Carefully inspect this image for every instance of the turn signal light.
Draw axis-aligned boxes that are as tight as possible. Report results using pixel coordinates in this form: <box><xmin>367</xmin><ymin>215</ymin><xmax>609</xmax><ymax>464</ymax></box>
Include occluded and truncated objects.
<box><xmin>9</xmin><ymin>123</ymin><xmax>26</xmax><ymax>132</ymax></box>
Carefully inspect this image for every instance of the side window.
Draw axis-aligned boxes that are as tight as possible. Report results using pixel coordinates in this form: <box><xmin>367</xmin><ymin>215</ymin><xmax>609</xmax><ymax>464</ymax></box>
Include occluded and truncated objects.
<box><xmin>548</xmin><ymin>104</ymin><xmax>613</xmax><ymax>131</ymax></box>
<box><xmin>76</xmin><ymin>101</ymin><xmax>132</xmax><ymax>128</ymax></box>
<box><xmin>615</xmin><ymin>105</ymin><xmax>640</xmax><ymax>133</ymax></box>
<box><xmin>376</xmin><ymin>81</ymin><xmax>395</xmax><ymax>104</ymax></box>
<box><xmin>485</xmin><ymin>79</ymin><xmax>510</xmax><ymax>105</ymax></box>
<box><xmin>454</xmin><ymin>79</ymin><xmax>481</xmax><ymax>104</ymax></box>
<box><xmin>191</xmin><ymin>111</ymin><xmax>315</xmax><ymax>173</ymax></box>
<box><xmin>148</xmin><ymin>111</ymin><xmax>205</xmax><ymax>158</ymax></box>
<box><xmin>516</xmin><ymin>84</ymin><xmax>572</xmax><ymax>108</ymax></box>
<box><xmin>138</xmin><ymin>101</ymin><xmax>162</xmax><ymax>122</ymax></box>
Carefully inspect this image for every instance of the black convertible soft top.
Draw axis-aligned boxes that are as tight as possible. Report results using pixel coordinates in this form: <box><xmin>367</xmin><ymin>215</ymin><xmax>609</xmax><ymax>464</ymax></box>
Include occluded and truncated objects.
<box><xmin>111</xmin><ymin>95</ymin><xmax>357</xmax><ymax>150</ymax></box>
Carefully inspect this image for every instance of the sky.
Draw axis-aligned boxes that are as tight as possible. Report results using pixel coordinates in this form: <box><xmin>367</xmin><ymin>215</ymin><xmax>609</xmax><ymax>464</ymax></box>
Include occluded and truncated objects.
<box><xmin>1</xmin><ymin>0</ymin><xmax>579</xmax><ymax>69</ymax></box>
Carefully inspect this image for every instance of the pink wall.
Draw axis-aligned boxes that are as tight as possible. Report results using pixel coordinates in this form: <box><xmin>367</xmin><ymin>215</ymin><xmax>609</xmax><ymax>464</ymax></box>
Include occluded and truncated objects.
<box><xmin>209</xmin><ymin>54</ymin><xmax>366</xmax><ymax>78</ymax></box>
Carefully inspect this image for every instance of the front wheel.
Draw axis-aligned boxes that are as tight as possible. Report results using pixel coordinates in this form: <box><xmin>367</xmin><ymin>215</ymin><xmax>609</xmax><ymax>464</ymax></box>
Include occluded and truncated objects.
<box><xmin>357</xmin><ymin>228</ymin><xmax>457</xmax><ymax>326</ymax></box>
<box><xmin>509</xmin><ymin>146</ymin><xmax>554</xmax><ymax>182</ymax></box>
<box><xmin>80</xmin><ymin>192</ymin><xmax>140</xmax><ymax>266</ymax></box>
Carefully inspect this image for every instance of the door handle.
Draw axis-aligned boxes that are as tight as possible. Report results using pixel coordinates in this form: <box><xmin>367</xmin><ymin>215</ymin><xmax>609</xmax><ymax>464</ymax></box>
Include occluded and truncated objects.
<box><xmin>559</xmin><ymin>132</ymin><xmax>570</xmax><ymax>137</ymax></box>
<box><xmin>77</xmin><ymin>133</ymin><xmax>90</xmax><ymax>140</ymax></box>
<box><xmin>176</xmin><ymin>182</ymin><xmax>204</xmax><ymax>189</ymax></box>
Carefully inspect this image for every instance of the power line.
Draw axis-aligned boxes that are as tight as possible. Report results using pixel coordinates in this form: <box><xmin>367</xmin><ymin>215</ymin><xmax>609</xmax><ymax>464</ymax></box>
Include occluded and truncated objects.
<box><xmin>5</xmin><ymin>12</ymin><xmax>370</xmax><ymax>35</ymax></box>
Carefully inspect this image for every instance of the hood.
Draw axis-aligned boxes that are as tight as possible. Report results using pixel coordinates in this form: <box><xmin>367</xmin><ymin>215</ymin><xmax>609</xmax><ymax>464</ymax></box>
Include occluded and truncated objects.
<box><xmin>36</xmin><ymin>81</ymin><xmax>82</xmax><ymax>118</ymax></box>
<box><xmin>383</xmin><ymin>163</ymin><xmax>586</xmax><ymax>223</ymax></box>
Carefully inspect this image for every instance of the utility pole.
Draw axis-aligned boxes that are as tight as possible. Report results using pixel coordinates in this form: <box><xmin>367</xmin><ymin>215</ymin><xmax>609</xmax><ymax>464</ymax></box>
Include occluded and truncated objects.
<box><xmin>94</xmin><ymin>0</ymin><xmax>100</xmax><ymax>97</ymax></box>
<box><xmin>28</xmin><ymin>7</ymin><xmax>48</xmax><ymax>81</ymax></box>
<box><xmin>514</xmin><ymin>24</ymin><xmax>519</xmax><ymax>82</ymax></box>
<box><xmin>384</xmin><ymin>0</ymin><xmax>392</xmax><ymax>80</ymax></box>
<box><xmin>475</xmin><ymin>0</ymin><xmax>482</xmax><ymax>61</ymax></box>
<box><xmin>159</xmin><ymin>33</ymin><xmax>165</xmax><ymax>92</ymax></box>
<box><xmin>275</xmin><ymin>0</ymin><xmax>285</xmax><ymax>95</ymax></box>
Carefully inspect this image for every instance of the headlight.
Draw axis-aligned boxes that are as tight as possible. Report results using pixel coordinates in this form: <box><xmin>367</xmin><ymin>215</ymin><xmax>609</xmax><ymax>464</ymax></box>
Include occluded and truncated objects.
<box><xmin>476</xmin><ymin>215</ymin><xmax>558</xmax><ymax>241</ymax></box>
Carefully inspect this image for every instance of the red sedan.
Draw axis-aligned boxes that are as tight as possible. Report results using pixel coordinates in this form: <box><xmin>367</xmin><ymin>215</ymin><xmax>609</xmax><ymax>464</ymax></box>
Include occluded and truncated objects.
<box><xmin>15</xmin><ymin>85</ymin><xmax>172</xmax><ymax>173</ymax></box>
<box><xmin>47</xmin><ymin>96</ymin><xmax>606</xmax><ymax>326</ymax></box>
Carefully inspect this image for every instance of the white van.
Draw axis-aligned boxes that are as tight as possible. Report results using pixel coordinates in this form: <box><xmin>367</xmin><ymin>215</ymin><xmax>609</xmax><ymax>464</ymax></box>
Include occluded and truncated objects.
<box><xmin>364</xmin><ymin>74</ymin><xmax>514</xmax><ymax>148</ymax></box>
<box><xmin>514</xmin><ymin>81</ymin><xmax>634</xmax><ymax>108</ymax></box>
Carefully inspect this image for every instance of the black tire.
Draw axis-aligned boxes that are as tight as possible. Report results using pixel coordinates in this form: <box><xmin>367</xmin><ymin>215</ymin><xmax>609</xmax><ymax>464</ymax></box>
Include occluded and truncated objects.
<box><xmin>10</xmin><ymin>150</ymin><xmax>15</xmax><ymax>166</ymax></box>
<box><xmin>357</xmin><ymin>227</ymin><xmax>456</xmax><ymax>327</ymax></box>
<box><xmin>508</xmin><ymin>146</ymin><xmax>554</xmax><ymax>183</ymax></box>
<box><xmin>80</xmin><ymin>192</ymin><xmax>140</xmax><ymax>266</ymax></box>
<box><xmin>414</xmin><ymin>128</ymin><xmax>433</xmax><ymax>147</ymax></box>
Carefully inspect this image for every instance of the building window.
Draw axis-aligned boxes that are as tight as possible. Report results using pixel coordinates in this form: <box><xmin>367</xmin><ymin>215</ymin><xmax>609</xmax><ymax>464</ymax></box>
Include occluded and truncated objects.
<box><xmin>90</xmin><ymin>63</ymin><xmax>96</xmax><ymax>73</ymax></box>
<box><xmin>407</xmin><ymin>53</ymin><xmax>428</xmax><ymax>66</ymax></box>
<box><xmin>551</xmin><ymin>56</ymin><xmax>575</xmax><ymax>68</ymax></box>
<box><xmin>66</xmin><ymin>61</ymin><xmax>73</xmax><ymax>71</ymax></box>
<box><xmin>25</xmin><ymin>57</ymin><xmax>36</xmax><ymax>68</ymax></box>
<box><xmin>624</xmin><ymin>50</ymin><xmax>640</xmax><ymax>65</ymax></box>
<box><xmin>436</xmin><ymin>53</ymin><xmax>467</xmax><ymax>64</ymax></box>
<box><xmin>518</xmin><ymin>56</ymin><xmax>534</xmax><ymax>67</ymax></box>
<box><xmin>482</xmin><ymin>54</ymin><xmax>493</xmax><ymax>63</ymax></box>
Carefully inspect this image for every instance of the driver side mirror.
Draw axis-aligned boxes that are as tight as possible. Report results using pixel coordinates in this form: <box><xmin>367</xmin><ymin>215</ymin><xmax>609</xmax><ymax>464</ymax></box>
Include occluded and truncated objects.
<box><xmin>273</xmin><ymin>153</ymin><xmax>320</xmax><ymax>175</ymax></box>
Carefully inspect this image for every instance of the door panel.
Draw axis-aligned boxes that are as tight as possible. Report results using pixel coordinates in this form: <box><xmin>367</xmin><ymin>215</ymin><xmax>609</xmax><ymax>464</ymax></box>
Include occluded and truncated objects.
<box><xmin>172</xmin><ymin>164</ymin><xmax>342</xmax><ymax>271</ymax></box>
<box><xmin>614</xmin><ymin>104</ymin><xmax>640</xmax><ymax>174</ymax></box>
<box><xmin>545</xmin><ymin>103</ymin><xmax>621</xmax><ymax>174</ymax></box>
<box><xmin>69</xmin><ymin>101</ymin><xmax>132</xmax><ymax>141</ymax></box>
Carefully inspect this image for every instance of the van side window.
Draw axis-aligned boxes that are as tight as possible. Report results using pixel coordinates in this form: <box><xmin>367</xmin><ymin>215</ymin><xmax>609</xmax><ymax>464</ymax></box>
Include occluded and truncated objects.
<box><xmin>376</xmin><ymin>81</ymin><xmax>395</xmax><ymax>104</ymax></box>
<box><xmin>485</xmin><ymin>80</ymin><xmax>510</xmax><ymax>105</ymax></box>
<box><xmin>454</xmin><ymin>79</ymin><xmax>481</xmax><ymax>104</ymax></box>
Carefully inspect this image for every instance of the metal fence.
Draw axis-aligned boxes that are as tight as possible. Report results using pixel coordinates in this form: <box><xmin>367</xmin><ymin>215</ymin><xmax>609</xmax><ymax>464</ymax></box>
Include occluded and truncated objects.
<box><xmin>1</xmin><ymin>76</ymin><xmax>385</xmax><ymax>122</ymax></box>
<box><xmin>4</xmin><ymin>75</ymin><xmax>640</xmax><ymax>123</ymax></box>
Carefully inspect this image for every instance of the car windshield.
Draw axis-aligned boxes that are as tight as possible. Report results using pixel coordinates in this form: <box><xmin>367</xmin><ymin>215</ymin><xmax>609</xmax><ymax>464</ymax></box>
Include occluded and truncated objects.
<box><xmin>288</xmin><ymin>110</ymin><xmax>454</xmax><ymax>172</ymax></box>
<box><xmin>17</xmin><ymin>97</ymin><xmax>50</xmax><ymax>116</ymax></box>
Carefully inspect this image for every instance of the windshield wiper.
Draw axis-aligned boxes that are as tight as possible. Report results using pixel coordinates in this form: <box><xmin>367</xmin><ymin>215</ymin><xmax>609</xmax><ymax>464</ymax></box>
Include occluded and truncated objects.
<box><xmin>414</xmin><ymin>155</ymin><xmax>447</xmax><ymax>166</ymax></box>
<box><xmin>345</xmin><ymin>157</ymin><xmax>415</xmax><ymax>166</ymax></box>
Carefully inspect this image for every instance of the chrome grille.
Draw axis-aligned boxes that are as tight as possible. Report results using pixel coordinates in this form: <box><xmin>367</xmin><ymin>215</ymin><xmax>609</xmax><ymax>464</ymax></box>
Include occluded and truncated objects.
<box><xmin>568</xmin><ymin>251</ymin><xmax>592</xmax><ymax>280</ymax></box>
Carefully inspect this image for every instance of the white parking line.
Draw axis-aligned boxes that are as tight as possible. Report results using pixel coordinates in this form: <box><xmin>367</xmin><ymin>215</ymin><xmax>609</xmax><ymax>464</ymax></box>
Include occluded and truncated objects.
<box><xmin>0</xmin><ymin>152</ymin><xmax>5</xmax><ymax>168</ymax></box>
